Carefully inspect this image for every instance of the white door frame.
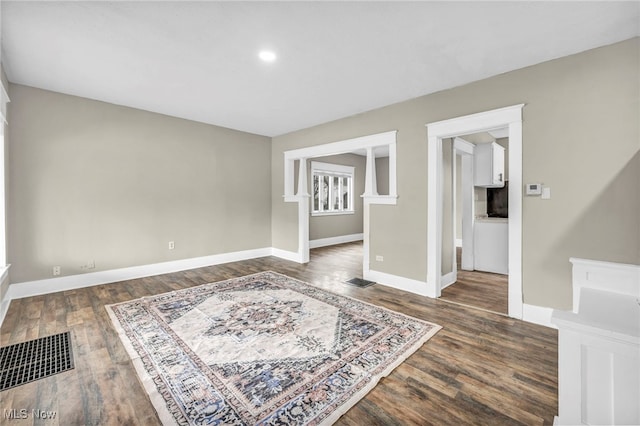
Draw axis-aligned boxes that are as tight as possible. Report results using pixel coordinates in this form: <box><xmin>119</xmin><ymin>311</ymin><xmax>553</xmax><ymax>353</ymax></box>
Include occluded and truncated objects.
<box><xmin>454</xmin><ymin>137</ymin><xmax>476</xmax><ymax>273</ymax></box>
<box><xmin>283</xmin><ymin>131</ymin><xmax>398</xmax><ymax>276</ymax></box>
<box><xmin>426</xmin><ymin>105</ymin><xmax>524</xmax><ymax>319</ymax></box>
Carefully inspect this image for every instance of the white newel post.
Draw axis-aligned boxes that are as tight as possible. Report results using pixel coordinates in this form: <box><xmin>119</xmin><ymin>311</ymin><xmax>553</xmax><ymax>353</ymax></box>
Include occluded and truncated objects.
<box><xmin>362</xmin><ymin>148</ymin><xmax>377</xmax><ymax>276</ymax></box>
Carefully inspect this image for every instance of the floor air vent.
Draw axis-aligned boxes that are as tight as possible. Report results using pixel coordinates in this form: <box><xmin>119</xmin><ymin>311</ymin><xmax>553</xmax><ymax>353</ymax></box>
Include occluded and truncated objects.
<box><xmin>346</xmin><ymin>277</ymin><xmax>375</xmax><ymax>288</ymax></box>
<box><xmin>1</xmin><ymin>331</ymin><xmax>74</xmax><ymax>391</ymax></box>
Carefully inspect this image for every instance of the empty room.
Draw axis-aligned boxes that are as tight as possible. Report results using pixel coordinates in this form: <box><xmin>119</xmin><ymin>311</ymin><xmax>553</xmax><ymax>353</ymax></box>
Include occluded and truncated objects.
<box><xmin>1</xmin><ymin>2</ymin><xmax>638</xmax><ymax>425</ymax></box>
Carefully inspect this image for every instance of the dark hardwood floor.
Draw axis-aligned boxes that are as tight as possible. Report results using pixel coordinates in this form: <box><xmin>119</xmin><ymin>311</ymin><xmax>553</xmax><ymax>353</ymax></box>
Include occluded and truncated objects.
<box><xmin>440</xmin><ymin>247</ymin><xmax>509</xmax><ymax>315</ymax></box>
<box><xmin>1</xmin><ymin>242</ymin><xmax>557</xmax><ymax>425</ymax></box>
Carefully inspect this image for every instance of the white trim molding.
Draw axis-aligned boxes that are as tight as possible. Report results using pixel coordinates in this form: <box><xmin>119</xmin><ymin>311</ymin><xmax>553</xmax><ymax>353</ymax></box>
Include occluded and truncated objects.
<box><xmin>364</xmin><ymin>269</ymin><xmax>429</xmax><ymax>297</ymax></box>
<box><xmin>523</xmin><ymin>304</ymin><xmax>557</xmax><ymax>329</ymax></box>
<box><xmin>552</xmin><ymin>258</ymin><xmax>640</xmax><ymax>425</ymax></box>
<box><xmin>8</xmin><ymin>248</ymin><xmax>274</xmax><ymax>301</ymax></box>
<box><xmin>283</xmin><ymin>130</ymin><xmax>398</xmax><ymax>273</ymax></box>
<box><xmin>309</xmin><ymin>233</ymin><xmax>363</xmax><ymax>249</ymax></box>
<box><xmin>0</xmin><ymin>265</ymin><xmax>9</xmax><ymax>286</ymax></box>
<box><xmin>271</xmin><ymin>248</ymin><xmax>303</xmax><ymax>263</ymax></box>
<box><xmin>441</xmin><ymin>271</ymin><xmax>457</xmax><ymax>289</ymax></box>
<box><xmin>0</xmin><ymin>299</ymin><xmax>9</xmax><ymax>327</ymax></box>
<box><xmin>569</xmin><ymin>257</ymin><xmax>640</xmax><ymax>313</ymax></box>
<box><xmin>3</xmin><ymin>247</ymin><xmax>311</xmax><ymax>303</ymax></box>
<box><xmin>454</xmin><ymin>138</ymin><xmax>475</xmax><ymax>272</ymax></box>
<box><xmin>0</xmin><ymin>82</ymin><xmax>9</xmax><ymax>124</ymax></box>
<box><xmin>0</xmin><ymin>266</ymin><xmax>11</xmax><ymax>327</ymax></box>
<box><xmin>426</xmin><ymin>104</ymin><xmax>524</xmax><ymax>318</ymax></box>
<box><xmin>0</xmin><ymin>247</ymin><xmax>308</xmax><ymax>326</ymax></box>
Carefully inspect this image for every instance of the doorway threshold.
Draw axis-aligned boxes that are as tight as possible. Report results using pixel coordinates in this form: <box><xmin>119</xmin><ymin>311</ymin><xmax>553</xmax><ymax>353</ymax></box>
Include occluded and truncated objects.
<box><xmin>437</xmin><ymin>297</ymin><xmax>510</xmax><ymax>318</ymax></box>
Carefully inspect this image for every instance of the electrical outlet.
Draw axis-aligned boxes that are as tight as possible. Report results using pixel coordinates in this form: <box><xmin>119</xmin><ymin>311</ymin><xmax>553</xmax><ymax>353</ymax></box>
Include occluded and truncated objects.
<box><xmin>376</xmin><ymin>255</ymin><xmax>384</xmax><ymax>262</ymax></box>
<box><xmin>168</xmin><ymin>241</ymin><xmax>175</xmax><ymax>250</ymax></box>
<box><xmin>53</xmin><ymin>266</ymin><xmax>61</xmax><ymax>276</ymax></box>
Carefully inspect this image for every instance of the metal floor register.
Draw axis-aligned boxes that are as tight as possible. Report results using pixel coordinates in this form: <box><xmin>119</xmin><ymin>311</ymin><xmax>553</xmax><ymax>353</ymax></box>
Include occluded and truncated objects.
<box><xmin>0</xmin><ymin>331</ymin><xmax>75</xmax><ymax>391</ymax></box>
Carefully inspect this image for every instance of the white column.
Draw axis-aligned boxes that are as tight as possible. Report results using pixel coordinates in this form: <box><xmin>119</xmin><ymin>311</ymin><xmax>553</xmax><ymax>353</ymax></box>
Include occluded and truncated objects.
<box><xmin>297</xmin><ymin>158</ymin><xmax>310</xmax><ymax>263</ymax></box>
<box><xmin>508</xmin><ymin>120</ymin><xmax>523</xmax><ymax>319</ymax></box>
<box><xmin>296</xmin><ymin>157</ymin><xmax>309</xmax><ymax>196</ymax></box>
<box><xmin>363</xmin><ymin>147</ymin><xmax>378</xmax><ymax>196</ymax></box>
<box><xmin>363</xmin><ymin>199</ymin><xmax>371</xmax><ymax>277</ymax></box>
<box><xmin>388</xmin><ymin>142</ymin><xmax>397</xmax><ymax>198</ymax></box>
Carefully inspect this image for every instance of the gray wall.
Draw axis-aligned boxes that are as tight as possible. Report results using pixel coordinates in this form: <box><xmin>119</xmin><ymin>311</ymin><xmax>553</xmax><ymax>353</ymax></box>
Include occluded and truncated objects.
<box><xmin>308</xmin><ymin>153</ymin><xmax>365</xmax><ymax>241</ymax></box>
<box><xmin>272</xmin><ymin>37</ymin><xmax>640</xmax><ymax>310</ymax></box>
<box><xmin>8</xmin><ymin>84</ymin><xmax>272</xmax><ymax>284</ymax></box>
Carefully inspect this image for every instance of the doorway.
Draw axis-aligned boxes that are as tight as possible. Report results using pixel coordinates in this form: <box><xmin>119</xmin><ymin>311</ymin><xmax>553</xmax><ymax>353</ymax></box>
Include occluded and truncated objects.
<box><xmin>426</xmin><ymin>105</ymin><xmax>524</xmax><ymax>319</ymax></box>
<box><xmin>282</xmin><ymin>131</ymin><xmax>398</xmax><ymax>281</ymax></box>
<box><xmin>441</xmin><ymin>133</ymin><xmax>510</xmax><ymax>315</ymax></box>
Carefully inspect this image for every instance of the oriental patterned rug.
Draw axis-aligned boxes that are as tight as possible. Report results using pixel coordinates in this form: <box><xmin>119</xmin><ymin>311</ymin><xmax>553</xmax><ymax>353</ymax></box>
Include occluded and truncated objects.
<box><xmin>106</xmin><ymin>271</ymin><xmax>441</xmax><ymax>425</ymax></box>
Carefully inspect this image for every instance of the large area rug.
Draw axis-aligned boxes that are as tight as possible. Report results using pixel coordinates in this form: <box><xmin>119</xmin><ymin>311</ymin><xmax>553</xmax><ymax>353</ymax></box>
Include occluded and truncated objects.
<box><xmin>106</xmin><ymin>271</ymin><xmax>441</xmax><ymax>425</ymax></box>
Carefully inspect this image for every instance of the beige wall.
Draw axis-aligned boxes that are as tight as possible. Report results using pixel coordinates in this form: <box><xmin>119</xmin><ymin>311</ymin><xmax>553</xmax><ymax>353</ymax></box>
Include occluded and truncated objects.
<box><xmin>442</xmin><ymin>138</ymin><xmax>454</xmax><ymax>275</ymax></box>
<box><xmin>8</xmin><ymin>84</ymin><xmax>272</xmax><ymax>284</ymax></box>
<box><xmin>272</xmin><ymin>37</ymin><xmax>640</xmax><ymax>310</ymax></box>
<box><xmin>308</xmin><ymin>153</ymin><xmax>365</xmax><ymax>241</ymax></box>
<box><xmin>1</xmin><ymin>65</ymin><xmax>9</xmax><ymax>306</ymax></box>
<box><xmin>375</xmin><ymin>157</ymin><xmax>390</xmax><ymax>196</ymax></box>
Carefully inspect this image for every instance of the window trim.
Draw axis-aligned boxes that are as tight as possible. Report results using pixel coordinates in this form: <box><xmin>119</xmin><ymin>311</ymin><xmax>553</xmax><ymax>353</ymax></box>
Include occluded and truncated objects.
<box><xmin>311</xmin><ymin>161</ymin><xmax>355</xmax><ymax>216</ymax></box>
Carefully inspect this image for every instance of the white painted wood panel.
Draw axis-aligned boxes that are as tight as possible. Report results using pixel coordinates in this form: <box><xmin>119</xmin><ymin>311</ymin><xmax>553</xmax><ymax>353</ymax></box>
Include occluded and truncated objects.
<box><xmin>473</xmin><ymin>219</ymin><xmax>508</xmax><ymax>274</ymax></box>
<box><xmin>552</xmin><ymin>259</ymin><xmax>640</xmax><ymax>425</ymax></box>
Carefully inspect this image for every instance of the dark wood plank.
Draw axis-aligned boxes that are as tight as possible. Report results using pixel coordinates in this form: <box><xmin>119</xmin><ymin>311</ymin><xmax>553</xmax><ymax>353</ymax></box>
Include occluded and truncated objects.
<box><xmin>440</xmin><ymin>247</ymin><xmax>509</xmax><ymax>314</ymax></box>
<box><xmin>0</xmin><ymin>242</ymin><xmax>557</xmax><ymax>425</ymax></box>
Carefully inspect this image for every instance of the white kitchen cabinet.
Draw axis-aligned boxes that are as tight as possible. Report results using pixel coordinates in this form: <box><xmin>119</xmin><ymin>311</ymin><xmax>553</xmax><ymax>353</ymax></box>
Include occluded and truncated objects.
<box><xmin>474</xmin><ymin>142</ymin><xmax>505</xmax><ymax>187</ymax></box>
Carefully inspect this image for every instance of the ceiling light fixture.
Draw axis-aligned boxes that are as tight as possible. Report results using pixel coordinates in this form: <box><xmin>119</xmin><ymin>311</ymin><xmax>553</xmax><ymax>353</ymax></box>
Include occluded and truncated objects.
<box><xmin>259</xmin><ymin>50</ymin><xmax>277</xmax><ymax>62</ymax></box>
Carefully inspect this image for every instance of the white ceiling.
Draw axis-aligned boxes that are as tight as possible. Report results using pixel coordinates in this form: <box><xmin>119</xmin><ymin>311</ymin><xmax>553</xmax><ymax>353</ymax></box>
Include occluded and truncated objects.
<box><xmin>2</xmin><ymin>1</ymin><xmax>638</xmax><ymax>137</ymax></box>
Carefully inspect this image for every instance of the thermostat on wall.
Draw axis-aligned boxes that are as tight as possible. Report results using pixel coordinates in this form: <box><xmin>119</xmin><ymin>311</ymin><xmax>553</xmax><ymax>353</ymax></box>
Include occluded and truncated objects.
<box><xmin>526</xmin><ymin>183</ymin><xmax>542</xmax><ymax>196</ymax></box>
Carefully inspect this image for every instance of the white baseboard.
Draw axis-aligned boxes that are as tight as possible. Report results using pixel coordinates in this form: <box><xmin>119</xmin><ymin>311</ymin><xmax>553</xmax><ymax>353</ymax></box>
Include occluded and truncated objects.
<box><xmin>8</xmin><ymin>247</ymin><xmax>275</xmax><ymax>301</ymax></box>
<box><xmin>309</xmin><ymin>233</ymin><xmax>364</xmax><ymax>249</ymax></box>
<box><xmin>271</xmin><ymin>248</ymin><xmax>303</xmax><ymax>263</ymax></box>
<box><xmin>0</xmin><ymin>245</ymin><xmax>569</xmax><ymax>333</ymax></box>
<box><xmin>441</xmin><ymin>271</ymin><xmax>457</xmax><ymax>289</ymax></box>
<box><xmin>364</xmin><ymin>269</ymin><xmax>429</xmax><ymax>297</ymax></box>
<box><xmin>0</xmin><ymin>246</ymin><xmax>313</xmax><ymax>327</ymax></box>
<box><xmin>523</xmin><ymin>303</ymin><xmax>557</xmax><ymax>329</ymax></box>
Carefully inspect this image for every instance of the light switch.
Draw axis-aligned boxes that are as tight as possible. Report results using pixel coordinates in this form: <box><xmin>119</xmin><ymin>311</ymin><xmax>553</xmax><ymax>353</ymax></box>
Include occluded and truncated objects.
<box><xmin>542</xmin><ymin>186</ymin><xmax>551</xmax><ymax>199</ymax></box>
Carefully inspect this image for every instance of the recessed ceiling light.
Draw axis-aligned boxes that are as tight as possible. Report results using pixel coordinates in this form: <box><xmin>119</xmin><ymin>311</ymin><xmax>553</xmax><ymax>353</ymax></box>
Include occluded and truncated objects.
<box><xmin>259</xmin><ymin>50</ymin><xmax>277</xmax><ymax>62</ymax></box>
